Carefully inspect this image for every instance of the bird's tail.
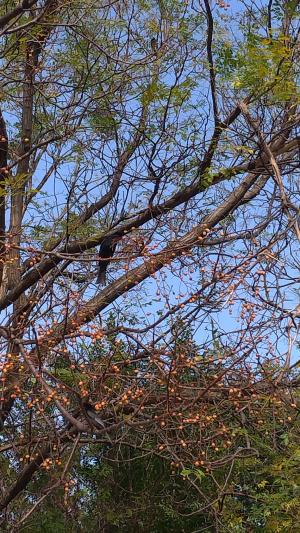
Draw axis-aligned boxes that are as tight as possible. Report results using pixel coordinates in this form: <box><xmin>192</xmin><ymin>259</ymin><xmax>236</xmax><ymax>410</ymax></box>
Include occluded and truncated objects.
<box><xmin>96</xmin><ymin>268</ymin><xmax>106</xmax><ymax>285</ymax></box>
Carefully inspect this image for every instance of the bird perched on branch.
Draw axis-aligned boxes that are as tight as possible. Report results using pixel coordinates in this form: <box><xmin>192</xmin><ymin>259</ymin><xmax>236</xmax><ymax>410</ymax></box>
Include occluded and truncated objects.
<box><xmin>150</xmin><ymin>37</ymin><xmax>158</xmax><ymax>56</ymax></box>
<box><xmin>83</xmin><ymin>402</ymin><xmax>106</xmax><ymax>429</ymax></box>
<box><xmin>96</xmin><ymin>236</ymin><xmax>119</xmax><ymax>285</ymax></box>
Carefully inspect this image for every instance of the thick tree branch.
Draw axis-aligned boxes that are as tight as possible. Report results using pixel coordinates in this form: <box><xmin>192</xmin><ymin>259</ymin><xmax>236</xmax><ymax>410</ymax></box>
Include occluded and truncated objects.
<box><xmin>0</xmin><ymin>0</ymin><xmax>39</xmax><ymax>31</ymax></box>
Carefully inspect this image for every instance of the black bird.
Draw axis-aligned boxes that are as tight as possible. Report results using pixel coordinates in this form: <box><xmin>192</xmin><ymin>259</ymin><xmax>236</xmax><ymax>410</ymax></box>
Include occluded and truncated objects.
<box><xmin>150</xmin><ymin>37</ymin><xmax>158</xmax><ymax>56</ymax></box>
<box><xmin>96</xmin><ymin>236</ymin><xmax>119</xmax><ymax>285</ymax></box>
<box><xmin>83</xmin><ymin>402</ymin><xmax>106</xmax><ymax>429</ymax></box>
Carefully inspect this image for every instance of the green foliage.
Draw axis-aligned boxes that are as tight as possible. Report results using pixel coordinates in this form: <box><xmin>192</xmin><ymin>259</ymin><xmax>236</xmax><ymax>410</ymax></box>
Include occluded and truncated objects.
<box><xmin>22</xmin><ymin>506</ymin><xmax>67</xmax><ymax>533</ymax></box>
<box><xmin>25</xmin><ymin>446</ymin><xmax>213</xmax><ymax>532</ymax></box>
<box><xmin>219</xmin><ymin>425</ymin><xmax>300</xmax><ymax>532</ymax></box>
<box><xmin>216</xmin><ymin>31</ymin><xmax>298</xmax><ymax>104</ymax></box>
<box><xmin>19</xmin><ymin>414</ymin><xmax>300</xmax><ymax>533</ymax></box>
<box><xmin>235</xmin><ymin>34</ymin><xmax>297</xmax><ymax>102</ymax></box>
<box><xmin>88</xmin><ymin>107</ymin><xmax>117</xmax><ymax>138</ymax></box>
<box><xmin>54</xmin><ymin>367</ymin><xmax>85</xmax><ymax>387</ymax></box>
